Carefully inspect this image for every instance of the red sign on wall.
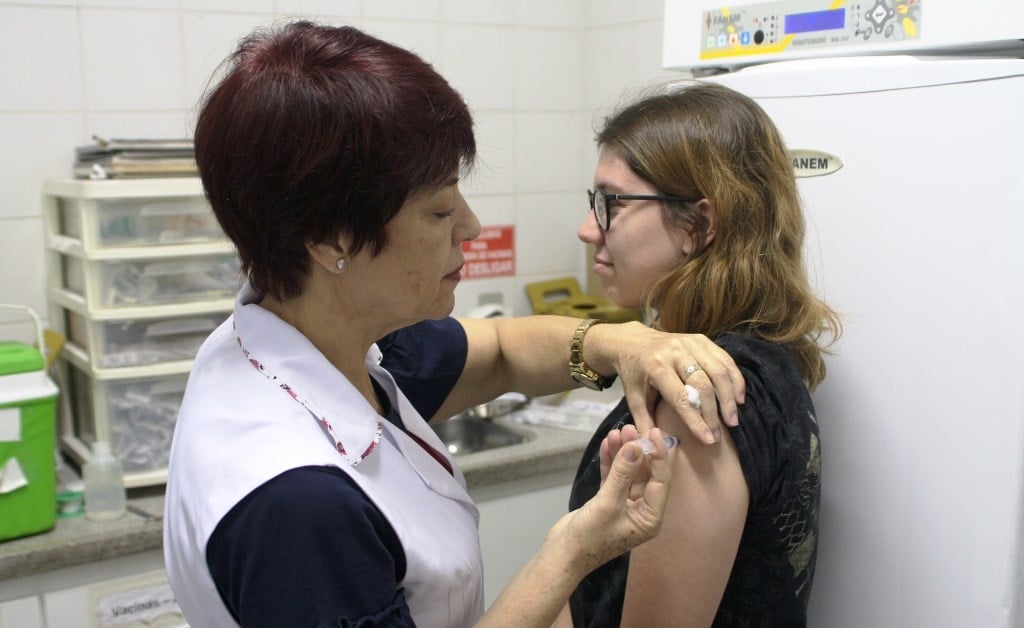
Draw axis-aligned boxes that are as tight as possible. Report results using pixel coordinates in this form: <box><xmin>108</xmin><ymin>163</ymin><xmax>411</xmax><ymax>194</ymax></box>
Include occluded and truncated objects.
<box><xmin>462</xmin><ymin>225</ymin><xmax>515</xmax><ymax>279</ymax></box>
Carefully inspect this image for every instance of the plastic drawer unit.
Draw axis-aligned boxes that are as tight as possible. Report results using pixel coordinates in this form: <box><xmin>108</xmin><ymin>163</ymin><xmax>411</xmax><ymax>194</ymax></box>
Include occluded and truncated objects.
<box><xmin>42</xmin><ymin>177</ymin><xmax>235</xmax><ymax>488</ymax></box>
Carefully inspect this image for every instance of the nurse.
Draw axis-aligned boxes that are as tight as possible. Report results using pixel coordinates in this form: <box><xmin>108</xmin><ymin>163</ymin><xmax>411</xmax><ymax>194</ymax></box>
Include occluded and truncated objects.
<box><xmin>163</xmin><ymin>22</ymin><xmax>745</xmax><ymax>627</ymax></box>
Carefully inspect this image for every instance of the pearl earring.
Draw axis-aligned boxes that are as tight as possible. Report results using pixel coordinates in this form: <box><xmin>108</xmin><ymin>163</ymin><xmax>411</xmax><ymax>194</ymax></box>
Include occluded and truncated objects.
<box><xmin>335</xmin><ymin>258</ymin><xmax>346</xmax><ymax>271</ymax></box>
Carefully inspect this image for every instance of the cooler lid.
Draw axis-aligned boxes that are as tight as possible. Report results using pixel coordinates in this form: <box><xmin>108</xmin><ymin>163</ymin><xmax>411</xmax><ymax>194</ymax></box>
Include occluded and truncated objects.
<box><xmin>0</xmin><ymin>342</ymin><xmax>44</xmax><ymax>376</ymax></box>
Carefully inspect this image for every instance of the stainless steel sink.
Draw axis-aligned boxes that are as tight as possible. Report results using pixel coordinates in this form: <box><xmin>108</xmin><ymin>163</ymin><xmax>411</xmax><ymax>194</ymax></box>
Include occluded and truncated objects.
<box><xmin>432</xmin><ymin>416</ymin><xmax>530</xmax><ymax>456</ymax></box>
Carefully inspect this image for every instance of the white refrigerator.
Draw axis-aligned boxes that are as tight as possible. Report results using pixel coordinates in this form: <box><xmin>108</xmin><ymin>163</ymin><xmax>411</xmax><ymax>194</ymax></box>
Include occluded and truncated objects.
<box><xmin>663</xmin><ymin>1</ymin><xmax>1024</xmax><ymax>626</ymax></box>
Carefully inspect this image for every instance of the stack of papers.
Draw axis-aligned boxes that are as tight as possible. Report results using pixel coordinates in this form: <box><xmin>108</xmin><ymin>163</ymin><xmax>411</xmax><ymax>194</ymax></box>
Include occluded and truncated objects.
<box><xmin>74</xmin><ymin>136</ymin><xmax>197</xmax><ymax>179</ymax></box>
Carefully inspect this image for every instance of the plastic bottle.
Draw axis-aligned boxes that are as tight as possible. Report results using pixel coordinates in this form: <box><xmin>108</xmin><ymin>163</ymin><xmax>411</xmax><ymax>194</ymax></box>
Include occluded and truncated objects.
<box><xmin>83</xmin><ymin>440</ymin><xmax>126</xmax><ymax>521</ymax></box>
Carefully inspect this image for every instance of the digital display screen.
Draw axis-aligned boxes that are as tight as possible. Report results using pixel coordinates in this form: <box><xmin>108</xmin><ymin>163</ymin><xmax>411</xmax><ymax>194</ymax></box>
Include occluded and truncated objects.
<box><xmin>784</xmin><ymin>8</ymin><xmax>846</xmax><ymax>34</ymax></box>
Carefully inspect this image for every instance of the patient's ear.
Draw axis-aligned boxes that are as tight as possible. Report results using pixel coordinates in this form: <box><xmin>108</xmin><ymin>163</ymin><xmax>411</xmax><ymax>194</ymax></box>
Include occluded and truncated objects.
<box><xmin>680</xmin><ymin>198</ymin><xmax>717</xmax><ymax>256</ymax></box>
<box><xmin>696</xmin><ymin>198</ymin><xmax>717</xmax><ymax>248</ymax></box>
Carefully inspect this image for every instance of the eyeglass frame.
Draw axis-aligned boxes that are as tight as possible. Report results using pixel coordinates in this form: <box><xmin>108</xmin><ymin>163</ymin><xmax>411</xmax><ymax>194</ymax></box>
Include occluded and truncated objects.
<box><xmin>586</xmin><ymin>189</ymin><xmax>703</xmax><ymax>232</ymax></box>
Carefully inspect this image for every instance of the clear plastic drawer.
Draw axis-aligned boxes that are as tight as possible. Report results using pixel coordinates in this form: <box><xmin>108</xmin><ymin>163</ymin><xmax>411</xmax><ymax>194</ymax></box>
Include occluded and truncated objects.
<box><xmin>56</xmin><ymin>195</ymin><xmax>224</xmax><ymax>248</ymax></box>
<box><xmin>61</xmin><ymin>252</ymin><xmax>241</xmax><ymax>310</ymax></box>
<box><xmin>65</xmin><ymin>362</ymin><xmax>186</xmax><ymax>481</ymax></box>
<box><xmin>64</xmin><ymin>307</ymin><xmax>228</xmax><ymax>368</ymax></box>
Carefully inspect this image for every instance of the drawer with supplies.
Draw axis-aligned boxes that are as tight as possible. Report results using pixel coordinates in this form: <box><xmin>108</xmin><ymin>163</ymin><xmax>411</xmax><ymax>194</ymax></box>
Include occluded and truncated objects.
<box><xmin>61</xmin><ymin>357</ymin><xmax>189</xmax><ymax>487</ymax></box>
<box><xmin>59</xmin><ymin>251</ymin><xmax>241</xmax><ymax>311</ymax></box>
<box><xmin>55</xmin><ymin>195</ymin><xmax>223</xmax><ymax>249</ymax></box>
<box><xmin>62</xmin><ymin>306</ymin><xmax>229</xmax><ymax>369</ymax></box>
<box><xmin>43</xmin><ymin>177</ymin><xmax>224</xmax><ymax>251</ymax></box>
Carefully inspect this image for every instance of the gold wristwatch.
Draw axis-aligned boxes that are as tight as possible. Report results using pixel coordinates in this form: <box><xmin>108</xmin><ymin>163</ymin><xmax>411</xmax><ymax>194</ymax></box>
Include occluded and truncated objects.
<box><xmin>569</xmin><ymin>319</ymin><xmax>617</xmax><ymax>391</ymax></box>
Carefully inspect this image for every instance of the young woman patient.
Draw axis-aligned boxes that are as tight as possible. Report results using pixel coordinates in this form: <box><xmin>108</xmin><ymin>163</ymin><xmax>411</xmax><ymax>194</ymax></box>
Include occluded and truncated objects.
<box><xmin>558</xmin><ymin>81</ymin><xmax>842</xmax><ymax>628</ymax></box>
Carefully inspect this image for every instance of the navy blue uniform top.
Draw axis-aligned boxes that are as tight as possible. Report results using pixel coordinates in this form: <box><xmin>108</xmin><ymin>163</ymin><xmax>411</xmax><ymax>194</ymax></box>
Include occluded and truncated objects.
<box><xmin>205</xmin><ymin>318</ymin><xmax>468</xmax><ymax>627</ymax></box>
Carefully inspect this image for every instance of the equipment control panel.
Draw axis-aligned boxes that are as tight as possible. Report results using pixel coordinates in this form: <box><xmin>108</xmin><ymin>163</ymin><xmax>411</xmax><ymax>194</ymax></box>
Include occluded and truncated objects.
<box><xmin>698</xmin><ymin>0</ymin><xmax>921</xmax><ymax>61</ymax></box>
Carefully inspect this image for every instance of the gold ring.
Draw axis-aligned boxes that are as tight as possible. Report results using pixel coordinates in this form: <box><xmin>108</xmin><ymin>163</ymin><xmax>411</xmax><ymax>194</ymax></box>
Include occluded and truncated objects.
<box><xmin>683</xmin><ymin>364</ymin><xmax>702</xmax><ymax>378</ymax></box>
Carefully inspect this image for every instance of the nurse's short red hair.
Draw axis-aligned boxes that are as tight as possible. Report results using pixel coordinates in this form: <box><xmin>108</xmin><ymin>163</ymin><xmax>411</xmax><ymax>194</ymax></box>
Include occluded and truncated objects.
<box><xmin>195</xmin><ymin>21</ymin><xmax>476</xmax><ymax>300</ymax></box>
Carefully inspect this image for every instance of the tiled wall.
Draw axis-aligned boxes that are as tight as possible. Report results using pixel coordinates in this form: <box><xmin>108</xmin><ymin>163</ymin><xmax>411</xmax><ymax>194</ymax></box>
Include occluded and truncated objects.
<box><xmin>0</xmin><ymin>0</ymin><xmax>678</xmax><ymax>343</ymax></box>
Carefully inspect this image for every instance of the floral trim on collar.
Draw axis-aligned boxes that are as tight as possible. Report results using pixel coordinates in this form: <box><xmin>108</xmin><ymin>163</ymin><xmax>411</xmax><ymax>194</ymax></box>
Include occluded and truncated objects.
<box><xmin>235</xmin><ymin>326</ymin><xmax>382</xmax><ymax>466</ymax></box>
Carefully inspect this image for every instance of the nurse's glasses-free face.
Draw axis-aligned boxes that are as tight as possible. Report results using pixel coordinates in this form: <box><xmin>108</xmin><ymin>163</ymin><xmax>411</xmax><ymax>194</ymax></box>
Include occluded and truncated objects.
<box><xmin>586</xmin><ymin>189</ymin><xmax>702</xmax><ymax>232</ymax></box>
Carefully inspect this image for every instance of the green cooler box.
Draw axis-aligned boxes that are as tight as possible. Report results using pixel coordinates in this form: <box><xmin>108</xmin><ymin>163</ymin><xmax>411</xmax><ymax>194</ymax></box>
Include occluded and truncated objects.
<box><xmin>0</xmin><ymin>341</ymin><xmax>59</xmax><ymax>541</ymax></box>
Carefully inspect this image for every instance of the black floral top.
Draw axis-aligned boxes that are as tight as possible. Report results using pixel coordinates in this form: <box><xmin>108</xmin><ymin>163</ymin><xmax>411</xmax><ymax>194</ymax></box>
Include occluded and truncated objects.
<box><xmin>568</xmin><ymin>333</ymin><xmax>821</xmax><ymax>628</ymax></box>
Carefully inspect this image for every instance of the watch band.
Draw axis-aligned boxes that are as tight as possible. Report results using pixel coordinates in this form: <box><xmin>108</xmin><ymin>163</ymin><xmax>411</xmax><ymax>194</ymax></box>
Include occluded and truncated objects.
<box><xmin>569</xmin><ymin>318</ymin><xmax>617</xmax><ymax>391</ymax></box>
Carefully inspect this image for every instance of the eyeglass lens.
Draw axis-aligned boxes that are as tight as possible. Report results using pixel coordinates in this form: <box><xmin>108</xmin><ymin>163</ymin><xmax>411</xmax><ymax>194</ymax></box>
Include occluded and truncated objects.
<box><xmin>590</xmin><ymin>190</ymin><xmax>609</xmax><ymax>231</ymax></box>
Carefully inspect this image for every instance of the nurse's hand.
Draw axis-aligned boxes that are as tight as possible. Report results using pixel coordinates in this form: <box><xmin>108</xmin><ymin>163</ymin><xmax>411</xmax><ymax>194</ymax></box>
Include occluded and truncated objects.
<box><xmin>475</xmin><ymin>428</ymin><xmax>674</xmax><ymax>628</ymax></box>
<box><xmin>550</xmin><ymin>426</ymin><xmax>674</xmax><ymax>575</ymax></box>
<box><xmin>597</xmin><ymin>322</ymin><xmax>745</xmax><ymax>444</ymax></box>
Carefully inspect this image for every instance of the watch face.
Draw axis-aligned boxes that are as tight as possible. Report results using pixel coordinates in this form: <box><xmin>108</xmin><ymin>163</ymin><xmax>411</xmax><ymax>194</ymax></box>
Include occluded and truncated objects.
<box><xmin>571</xmin><ymin>370</ymin><xmax>602</xmax><ymax>391</ymax></box>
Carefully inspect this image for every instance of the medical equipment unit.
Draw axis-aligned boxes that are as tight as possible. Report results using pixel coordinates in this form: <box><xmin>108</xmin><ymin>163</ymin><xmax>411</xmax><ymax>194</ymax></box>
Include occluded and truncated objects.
<box><xmin>663</xmin><ymin>1</ymin><xmax>1023</xmax><ymax>626</ymax></box>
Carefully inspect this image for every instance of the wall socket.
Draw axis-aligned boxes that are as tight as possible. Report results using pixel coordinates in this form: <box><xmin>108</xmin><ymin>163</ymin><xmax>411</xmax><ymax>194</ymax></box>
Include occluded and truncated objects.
<box><xmin>466</xmin><ymin>291</ymin><xmax>507</xmax><ymax>318</ymax></box>
<box><xmin>478</xmin><ymin>292</ymin><xmax>504</xmax><ymax>306</ymax></box>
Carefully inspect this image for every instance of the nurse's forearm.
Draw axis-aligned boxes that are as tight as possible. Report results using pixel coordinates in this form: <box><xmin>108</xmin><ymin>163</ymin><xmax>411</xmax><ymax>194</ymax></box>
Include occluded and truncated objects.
<box><xmin>449</xmin><ymin>315</ymin><xmax>744</xmax><ymax>442</ymax></box>
<box><xmin>442</xmin><ymin>315</ymin><xmax>586</xmax><ymax>421</ymax></box>
<box><xmin>488</xmin><ymin>315</ymin><xmax>592</xmax><ymax>395</ymax></box>
<box><xmin>475</xmin><ymin>538</ymin><xmax>583</xmax><ymax>628</ymax></box>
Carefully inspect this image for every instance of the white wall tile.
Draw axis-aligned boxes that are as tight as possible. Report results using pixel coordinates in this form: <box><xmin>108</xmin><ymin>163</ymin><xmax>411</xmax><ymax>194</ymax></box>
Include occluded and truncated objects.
<box><xmin>362</xmin><ymin>19</ymin><xmax>441</xmax><ymax>63</ymax></box>
<box><xmin>515</xmin><ymin>112</ymin><xmax>585</xmax><ymax>194</ymax></box>
<box><xmin>514</xmin><ymin>28</ymin><xmax>583</xmax><ymax>111</ymax></box>
<box><xmin>584</xmin><ymin>20</ymin><xmax>682</xmax><ymax>111</ymax></box>
<box><xmin>585</xmin><ymin>0</ymin><xmax>663</xmax><ymax>27</ymax></box>
<box><xmin>0</xmin><ymin>113</ymin><xmax>84</xmax><ymax>219</ymax></box>
<box><xmin>5</xmin><ymin>0</ymin><xmax>74</xmax><ymax>6</ymax></box>
<box><xmin>465</xmin><ymin>112</ymin><xmax>516</xmax><ymax>196</ymax></box>
<box><xmin>580</xmin><ymin>118</ymin><xmax>601</xmax><ymax>188</ymax></box>
<box><xmin>80</xmin><ymin>0</ymin><xmax>177</xmax><ymax>8</ymax></box>
<box><xmin>182</xmin><ymin>12</ymin><xmax>280</xmax><ymax>115</ymax></box>
<box><xmin>182</xmin><ymin>0</ymin><xmax>274</xmax><ymax>12</ymax></box>
<box><xmin>362</xmin><ymin>0</ymin><xmax>439</xmax><ymax>22</ymax></box>
<box><xmin>437</xmin><ymin>24</ymin><xmax>515</xmax><ymax>111</ymax></box>
<box><xmin>80</xmin><ymin>9</ymin><xmax>185</xmax><ymax>110</ymax></box>
<box><xmin>0</xmin><ymin>6</ymin><xmax>83</xmax><ymax>112</ymax></box>
<box><xmin>463</xmin><ymin>194</ymin><xmax>516</xmax><ymax>231</ymax></box>
<box><xmin>514</xmin><ymin>192</ymin><xmax>586</xmax><ymax>276</ymax></box>
<box><xmin>0</xmin><ymin>218</ymin><xmax>50</xmax><ymax>330</ymax></box>
<box><xmin>441</xmin><ymin>0</ymin><xmax>514</xmax><ymax>25</ymax></box>
<box><xmin>85</xmin><ymin>111</ymin><xmax>194</xmax><ymax>140</ymax></box>
<box><xmin>583</xmin><ymin>24</ymin><xmax>637</xmax><ymax>111</ymax></box>
<box><xmin>515</xmin><ymin>0</ymin><xmax>582</xmax><ymax>28</ymax></box>
<box><xmin>273</xmin><ymin>0</ymin><xmax>360</xmax><ymax>21</ymax></box>
<box><xmin>635</xmin><ymin>19</ymin><xmax>681</xmax><ymax>83</ymax></box>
